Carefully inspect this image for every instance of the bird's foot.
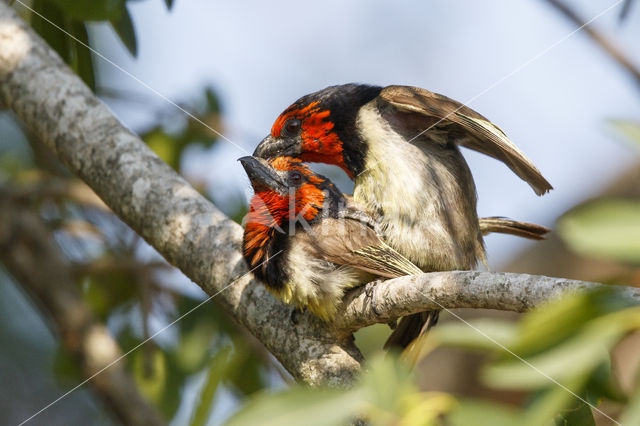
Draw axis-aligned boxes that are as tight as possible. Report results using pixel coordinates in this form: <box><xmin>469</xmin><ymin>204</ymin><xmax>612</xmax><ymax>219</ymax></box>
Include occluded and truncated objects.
<box><xmin>364</xmin><ymin>279</ymin><xmax>384</xmax><ymax>316</ymax></box>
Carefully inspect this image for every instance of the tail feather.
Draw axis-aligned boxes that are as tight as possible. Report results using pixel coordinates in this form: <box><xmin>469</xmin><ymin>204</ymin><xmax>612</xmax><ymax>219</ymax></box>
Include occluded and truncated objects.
<box><xmin>454</xmin><ymin>112</ymin><xmax>553</xmax><ymax>196</ymax></box>
<box><xmin>383</xmin><ymin>310</ymin><xmax>440</xmax><ymax>350</ymax></box>
<box><xmin>479</xmin><ymin>216</ymin><xmax>550</xmax><ymax>240</ymax></box>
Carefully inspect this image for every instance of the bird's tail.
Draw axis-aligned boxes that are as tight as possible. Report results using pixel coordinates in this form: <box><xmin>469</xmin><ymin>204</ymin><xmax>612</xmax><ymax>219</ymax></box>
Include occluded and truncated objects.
<box><xmin>479</xmin><ymin>216</ymin><xmax>550</xmax><ymax>240</ymax></box>
<box><xmin>383</xmin><ymin>309</ymin><xmax>440</xmax><ymax>351</ymax></box>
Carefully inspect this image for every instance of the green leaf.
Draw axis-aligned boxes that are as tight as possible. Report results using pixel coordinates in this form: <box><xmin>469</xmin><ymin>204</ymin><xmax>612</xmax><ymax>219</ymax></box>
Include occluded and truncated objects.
<box><xmin>225</xmin><ymin>387</ymin><xmax>365</xmax><ymax>426</ymax></box>
<box><xmin>394</xmin><ymin>392</ymin><xmax>455</xmax><ymax>426</ymax></box>
<box><xmin>354</xmin><ymin>323</ymin><xmax>390</xmax><ymax>358</ymax></box>
<box><xmin>49</xmin><ymin>0</ymin><xmax>125</xmax><ymax>21</ymax></box>
<box><xmin>190</xmin><ymin>347</ymin><xmax>232</xmax><ymax>426</ymax></box>
<box><xmin>434</xmin><ymin>319</ymin><xmax>516</xmax><ymax>351</ymax></box>
<box><xmin>70</xmin><ymin>22</ymin><xmax>96</xmax><ymax>92</ymax></box>
<box><xmin>611</xmin><ymin>119</ymin><xmax>640</xmax><ymax>152</ymax></box>
<box><xmin>165</xmin><ymin>0</ymin><xmax>175</xmax><ymax>10</ymax></box>
<box><xmin>119</xmin><ymin>327</ymin><xmax>180</xmax><ymax>419</ymax></box>
<box><xmin>80</xmin><ymin>266</ymin><xmax>138</xmax><ymax>320</ymax></box>
<box><xmin>30</xmin><ymin>2</ymin><xmax>96</xmax><ymax>91</ymax></box>
<box><xmin>53</xmin><ymin>344</ymin><xmax>83</xmax><ymax>385</ymax></box>
<box><xmin>204</xmin><ymin>87</ymin><xmax>221</xmax><ymax>113</ymax></box>
<box><xmin>31</xmin><ymin>0</ymin><xmax>71</xmax><ymax>63</ymax></box>
<box><xmin>557</xmin><ymin>199</ymin><xmax>640</xmax><ymax>265</ymax></box>
<box><xmin>584</xmin><ymin>358</ymin><xmax>626</xmax><ymax>404</ymax></box>
<box><xmin>510</xmin><ymin>289</ymin><xmax>636</xmax><ymax>358</ymax></box>
<box><xmin>359</xmin><ymin>354</ymin><xmax>415</xmax><ymax>413</ymax></box>
<box><xmin>224</xmin><ymin>339</ymin><xmax>266</xmax><ymax>395</ymax></box>
<box><xmin>448</xmin><ymin>400</ymin><xmax>523</xmax><ymax>426</ymax></box>
<box><xmin>483</xmin><ymin>308</ymin><xmax>639</xmax><ymax>390</ymax></box>
<box><xmin>157</xmin><ymin>352</ymin><xmax>183</xmax><ymax>418</ymax></box>
<box><xmin>482</xmin><ymin>335</ymin><xmax>608</xmax><ymax>390</ymax></box>
<box><xmin>174</xmin><ymin>320</ymin><xmax>217</xmax><ymax>374</ymax></box>
<box><xmin>132</xmin><ymin>348</ymin><xmax>168</xmax><ymax>403</ymax></box>
<box><xmin>621</xmin><ymin>380</ymin><xmax>640</xmax><ymax>425</ymax></box>
<box><xmin>554</xmin><ymin>401</ymin><xmax>596</xmax><ymax>426</ymax></box>
<box><xmin>110</xmin><ymin>5</ymin><xmax>137</xmax><ymax>57</ymax></box>
<box><xmin>143</xmin><ymin>128</ymin><xmax>181</xmax><ymax>170</ymax></box>
<box><xmin>522</xmin><ymin>379</ymin><xmax>592</xmax><ymax>426</ymax></box>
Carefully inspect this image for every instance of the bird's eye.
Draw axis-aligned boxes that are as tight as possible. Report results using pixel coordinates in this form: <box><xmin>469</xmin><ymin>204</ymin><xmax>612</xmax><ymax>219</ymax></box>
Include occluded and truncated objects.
<box><xmin>284</xmin><ymin>119</ymin><xmax>302</xmax><ymax>136</ymax></box>
<box><xmin>291</xmin><ymin>171</ymin><xmax>302</xmax><ymax>183</ymax></box>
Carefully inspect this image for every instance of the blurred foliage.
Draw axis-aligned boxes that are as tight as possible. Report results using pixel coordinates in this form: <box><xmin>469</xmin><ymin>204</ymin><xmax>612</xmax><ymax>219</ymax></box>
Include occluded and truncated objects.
<box><xmin>0</xmin><ymin>1</ymin><xmax>255</xmax><ymax>423</ymax></box>
<box><xmin>140</xmin><ymin>87</ymin><xmax>222</xmax><ymax>172</ymax></box>
<box><xmin>20</xmin><ymin>0</ymin><xmax>155</xmax><ymax>91</ymax></box>
<box><xmin>226</xmin><ymin>354</ymin><xmax>454</xmax><ymax>426</ymax></box>
<box><xmin>612</xmin><ymin>120</ymin><xmax>640</xmax><ymax>152</ymax></box>
<box><xmin>558</xmin><ymin>120</ymin><xmax>640</xmax><ymax>267</ymax></box>
<box><xmin>228</xmin><ymin>289</ymin><xmax>640</xmax><ymax>425</ymax></box>
<box><xmin>557</xmin><ymin>199</ymin><xmax>640</xmax><ymax>265</ymax></box>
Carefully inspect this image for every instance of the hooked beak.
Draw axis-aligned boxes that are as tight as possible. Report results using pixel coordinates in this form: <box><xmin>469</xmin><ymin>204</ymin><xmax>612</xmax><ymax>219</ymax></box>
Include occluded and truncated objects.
<box><xmin>238</xmin><ymin>156</ymin><xmax>288</xmax><ymax>194</ymax></box>
<box><xmin>253</xmin><ymin>135</ymin><xmax>301</xmax><ymax>159</ymax></box>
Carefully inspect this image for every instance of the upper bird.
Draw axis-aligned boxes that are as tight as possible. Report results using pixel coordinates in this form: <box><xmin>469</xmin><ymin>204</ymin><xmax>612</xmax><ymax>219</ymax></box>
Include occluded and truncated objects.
<box><xmin>253</xmin><ymin>84</ymin><xmax>552</xmax><ymax>347</ymax></box>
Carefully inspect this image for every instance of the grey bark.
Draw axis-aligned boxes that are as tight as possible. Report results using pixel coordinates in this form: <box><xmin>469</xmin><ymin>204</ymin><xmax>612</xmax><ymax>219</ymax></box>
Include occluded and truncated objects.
<box><xmin>334</xmin><ymin>271</ymin><xmax>640</xmax><ymax>330</ymax></box>
<box><xmin>1</xmin><ymin>0</ymin><xmax>639</xmax><ymax>394</ymax></box>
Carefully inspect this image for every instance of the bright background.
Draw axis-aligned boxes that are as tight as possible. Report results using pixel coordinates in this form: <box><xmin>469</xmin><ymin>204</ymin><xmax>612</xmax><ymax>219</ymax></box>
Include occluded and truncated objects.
<box><xmin>95</xmin><ymin>0</ymin><xmax>640</xmax><ymax>265</ymax></box>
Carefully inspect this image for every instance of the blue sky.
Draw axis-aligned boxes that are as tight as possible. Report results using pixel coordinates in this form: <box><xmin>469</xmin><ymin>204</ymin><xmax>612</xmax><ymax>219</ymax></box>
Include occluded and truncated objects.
<box><xmin>93</xmin><ymin>0</ymin><xmax>640</xmax><ymax>266</ymax></box>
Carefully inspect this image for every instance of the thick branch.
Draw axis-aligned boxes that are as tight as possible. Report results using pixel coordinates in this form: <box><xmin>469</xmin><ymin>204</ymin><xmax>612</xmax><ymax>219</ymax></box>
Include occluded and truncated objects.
<box><xmin>0</xmin><ymin>1</ymin><xmax>362</xmax><ymax>387</ymax></box>
<box><xmin>335</xmin><ymin>271</ymin><xmax>640</xmax><ymax>330</ymax></box>
<box><xmin>0</xmin><ymin>197</ymin><xmax>165</xmax><ymax>426</ymax></box>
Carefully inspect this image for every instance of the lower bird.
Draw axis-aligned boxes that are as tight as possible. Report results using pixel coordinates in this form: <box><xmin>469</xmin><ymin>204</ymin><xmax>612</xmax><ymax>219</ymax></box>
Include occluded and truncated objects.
<box><xmin>240</xmin><ymin>155</ymin><xmax>549</xmax><ymax>347</ymax></box>
<box><xmin>241</xmin><ymin>155</ymin><xmax>423</xmax><ymax>323</ymax></box>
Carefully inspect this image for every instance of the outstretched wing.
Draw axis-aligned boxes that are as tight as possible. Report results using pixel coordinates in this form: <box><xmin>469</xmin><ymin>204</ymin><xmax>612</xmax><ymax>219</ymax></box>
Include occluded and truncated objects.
<box><xmin>379</xmin><ymin>85</ymin><xmax>553</xmax><ymax>196</ymax></box>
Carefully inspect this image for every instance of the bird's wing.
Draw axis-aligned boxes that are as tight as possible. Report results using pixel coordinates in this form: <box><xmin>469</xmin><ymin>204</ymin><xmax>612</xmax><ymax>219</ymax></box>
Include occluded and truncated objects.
<box><xmin>308</xmin><ymin>217</ymin><xmax>423</xmax><ymax>278</ymax></box>
<box><xmin>378</xmin><ymin>85</ymin><xmax>553</xmax><ymax>195</ymax></box>
<box><xmin>479</xmin><ymin>216</ymin><xmax>551</xmax><ymax>240</ymax></box>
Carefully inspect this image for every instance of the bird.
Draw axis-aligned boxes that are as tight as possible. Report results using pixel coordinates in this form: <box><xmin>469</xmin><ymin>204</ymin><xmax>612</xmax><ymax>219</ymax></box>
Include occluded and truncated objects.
<box><xmin>253</xmin><ymin>84</ymin><xmax>552</xmax><ymax>348</ymax></box>
<box><xmin>240</xmin><ymin>155</ymin><xmax>423</xmax><ymax>323</ymax></box>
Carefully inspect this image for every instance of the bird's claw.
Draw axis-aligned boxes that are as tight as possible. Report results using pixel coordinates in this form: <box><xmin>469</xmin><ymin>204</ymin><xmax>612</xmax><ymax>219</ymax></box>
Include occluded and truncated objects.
<box><xmin>364</xmin><ymin>279</ymin><xmax>383</xmax><ymax>316</ymax></box>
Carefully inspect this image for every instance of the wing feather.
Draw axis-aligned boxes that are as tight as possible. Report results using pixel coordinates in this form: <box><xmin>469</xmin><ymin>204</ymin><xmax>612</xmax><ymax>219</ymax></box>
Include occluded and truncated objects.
<box><xmin>379</xmin><ymin>85</ymin><xmax>553</xmax><ymax>196</ymax></box>
<box><xmin>308</xmin><ymin>217</ymin><xmax>422</xmax><ymax>278</ymax></box>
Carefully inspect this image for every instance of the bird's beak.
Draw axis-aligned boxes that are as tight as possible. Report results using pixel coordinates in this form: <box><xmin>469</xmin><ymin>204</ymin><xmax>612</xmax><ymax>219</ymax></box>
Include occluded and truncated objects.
<box><xmin>253</xmin><ymin>135</ymin><xmax>301</xmax><ymax>159</ymax></box>
<box><xmin>238</xmin><ymin>156</ymin><xmax>287</xmax><ymax>194</ymax></box>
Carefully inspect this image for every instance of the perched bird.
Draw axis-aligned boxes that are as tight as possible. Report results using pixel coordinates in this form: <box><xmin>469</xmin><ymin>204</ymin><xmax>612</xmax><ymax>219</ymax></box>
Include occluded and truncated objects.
<box><xmin>253</xmin><ymin>84</ymin><xmax>552</xmax><ymax>348</ymax></box>
<box><xmin>240</xmin><ymin>155</ymin><xmax>423</xmax><ymax>322</ymax></box>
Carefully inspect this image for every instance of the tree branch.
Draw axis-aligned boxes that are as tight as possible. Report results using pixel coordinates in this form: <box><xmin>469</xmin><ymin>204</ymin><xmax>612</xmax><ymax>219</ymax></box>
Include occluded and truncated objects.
<box><xmin>0</xmin><ymin>196</ymin><xmax>166</xmax><ymax>426</ymax></box>
<box><xmin>0</xmin><ymin>1</ymin><xmax>362</xmax><ymax>387</ymax></box>
<box><xmin>334</xmin><ymin>271</ymin><xmax>640</xmax><ymax>330</ymax></box>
